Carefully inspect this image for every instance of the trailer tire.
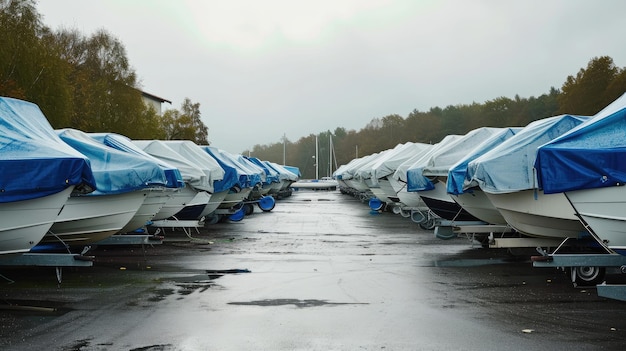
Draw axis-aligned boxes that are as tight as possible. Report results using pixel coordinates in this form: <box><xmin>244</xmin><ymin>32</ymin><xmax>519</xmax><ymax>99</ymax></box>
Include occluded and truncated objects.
<box><xmin>419</xmin><ymin>217</ymin><xmax>436</xmax><ymax>230</ymax></box>
<box><xmin>204</xmin><ymin>213</ymin><xmax>220</xmax><ymax>225</ymax></box>
<box><xmin>570</xmin><ymin>266</ymin><xmax>605</xmax><ymax>287</ymax></box>
<box><xmin>243</xmin><ymin>203</ymin><xmax>254</xmax><ymax>216</ymax></box>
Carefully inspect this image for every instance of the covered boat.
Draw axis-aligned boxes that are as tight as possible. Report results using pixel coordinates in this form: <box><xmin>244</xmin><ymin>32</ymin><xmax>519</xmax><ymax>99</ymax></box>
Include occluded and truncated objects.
<box><xmin>89</xmin><ymin>133</ymin><xmax>186</xmax><ymax>221</ymax></box>
<box><xmin>0</xmin><ymin>97</ymin><xmax>94</xmax><ymax>254</ymax></box>
<box><xmin>133</xmin><ymin>140</ymin><xmax>214</xmax><ymax>220</ymax></box>
<box><xmin>161</xmin><ymin>141</ymin><xmax>235</xmax><ymax>221</ymax></box>
<box><xmin>266</xmin><ymin>161</ymin><xmax>299</xmax><ymax>193</ymax></box>
<box><xmin>43</xmin><ymin>129</ymin><xmax>171</xmax><ymax>246</ymax></box>
<box><xmin>335</xmin><ymin>152</ymin><xmax>383</xmax><ymax>198</ymax></box>
<box><xmin>467</xmin><ymin>115</ymin><xmax>590</xmax><ymax>239</ymax></box>
<box><xmin>446</xmin><ymin>127</ymin><xmax>521</xmax><ymax>225</ymax></box>
<box><xmin>391</xmin><ymin>137</ymin><xmax>460</xmax><ymax>212</ymax></box>
<box><xmin>535</xmin><ymin>93</ymin><xmax>626</xmax><ymax>253</ymax></box>
<box><xmin>246</xmin><ymin>157</ymin><xmax>283</xmax><ymax>195</ymax></box>
<box><xmin>204</xmin><ymin>147</ymin><xmax>262</xmax><ymax>189</ymax></box>
<box><xmin>406</xmin><ymin>127</ymin><xmax>504</xmax><ymax>222</ymax></box>
<box><xmin>357</xmin><ymin>142</ymin><xmax>431</xmax><ymax>209</ymax></box>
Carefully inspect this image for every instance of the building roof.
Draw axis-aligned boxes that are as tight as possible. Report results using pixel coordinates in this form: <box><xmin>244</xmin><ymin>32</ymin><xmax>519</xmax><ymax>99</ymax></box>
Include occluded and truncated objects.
<box><xmin>141</xmin><ymin>91</ymin><xmax>172</xmax><ymax>104</ymax></box>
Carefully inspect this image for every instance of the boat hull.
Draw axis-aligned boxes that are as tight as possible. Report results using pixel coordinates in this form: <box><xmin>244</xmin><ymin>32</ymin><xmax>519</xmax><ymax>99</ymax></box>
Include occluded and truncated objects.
<box><xmin>566</xmin><ymin>186</ymin><xmax>626</xmax><ymax>253</ymax></box>
<box><xmin>44</xmin><ymin>191</ymin><xmax>146</xmax><ymax>245</ymax></box>
<box><xmin>417</xmin><ymin>181</ymin><xmax>480</xmax><ymax>222</ymax></box>
<box><xmin>200</xmin><ymin>190</ymin><xmax>228</xmax><ymax>217</ymax></box>
<box><xmin>343</xmin><ymin>178</ymin><xmax>370</xmax><ymax>193</ymax></box>
<box><xmin>0</xmin><ymin>187</ymin><xmax>73</xmax><ymax>255</ymax></box>
<box><xmin>153</xmin><ymin>186</ymin><xmax>197</xmax><ymax>221</ymax></box>
<box><xmin>485</xmin><ymin>190</ymin><xmax>585</xmax><ymax>239</ymax></box>
<box><xmin>120</xmin><ymin>189</ymin><xmax>171</xmax><ymax>233</ymax></box>
<box><xmin>218</xmin><ymin>187</ymin><xmax>252</xmax><ymax>210</ymax></box>
<box><xmin>450</xmin><ymin>188</ymin><xmax>507</xmax><ymax>225</ymax></box>
<box><xmin>368</xmin><ymin>178</ymin><xmax>396</xmax><ymax>204</ymax></box>
<box><xmin>172</xmin><ymin>190</ymin><xmax>212</xmax><ymax>220</ymax></box>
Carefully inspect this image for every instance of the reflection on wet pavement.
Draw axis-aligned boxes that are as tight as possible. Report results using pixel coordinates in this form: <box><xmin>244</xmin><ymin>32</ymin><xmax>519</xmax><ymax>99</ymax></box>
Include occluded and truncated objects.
<box><xmin>228</xmin><ymin>298</ymin><xmax>369</xmax><ymax>308</ymax></box>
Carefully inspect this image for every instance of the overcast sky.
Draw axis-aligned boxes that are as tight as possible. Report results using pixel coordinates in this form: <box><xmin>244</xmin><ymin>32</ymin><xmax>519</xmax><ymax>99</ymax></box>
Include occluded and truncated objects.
<box><xmin>36</xmin><ymin>0</ymin><xmax>626</xmax><ymax>154</ymax></box>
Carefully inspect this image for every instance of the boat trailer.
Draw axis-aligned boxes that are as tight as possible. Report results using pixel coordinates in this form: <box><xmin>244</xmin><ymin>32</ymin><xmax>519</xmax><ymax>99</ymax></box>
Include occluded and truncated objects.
<box><xmin>531</xmin><ymin>237</ymin><xmax>626</xmax><ymax>300</ymax></box>
<box><xmin>0</xmin><ymin>252</ymin><xmax>94</xmax><ymax>285</ymax></box>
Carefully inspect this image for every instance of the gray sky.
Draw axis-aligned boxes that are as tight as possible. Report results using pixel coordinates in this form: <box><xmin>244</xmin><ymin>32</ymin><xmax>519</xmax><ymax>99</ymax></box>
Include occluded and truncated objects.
<box><xmin>36</xmin><ymin>0</ymin><xmax>626</xmax><ymax>154</ymax></box>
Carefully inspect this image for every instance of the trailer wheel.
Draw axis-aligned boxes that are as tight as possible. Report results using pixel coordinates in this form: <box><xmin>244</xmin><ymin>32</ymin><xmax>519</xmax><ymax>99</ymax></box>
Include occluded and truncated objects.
<box><xmin>243</xmin><ymin>203</ymin><xmax>254</xmax><ymax>216</ymax></box>
<box><xmin>204</xmin><ymin>213</ymin><xmax>220</xmax><ymax>225</ymax></box>
<box><xmin>570</xmin><ymin>266</ymin><xmax>606</xmax><ymax>287</ymax></box>
<box><xmin>419</xmin><ymin>217</ymin><xmax>436</xmax><ymax>230</ymax></box>
<box><xmin>258</xmin><ymin>196</ymin><xmax>276</xmax><ymax>212</ymax></box>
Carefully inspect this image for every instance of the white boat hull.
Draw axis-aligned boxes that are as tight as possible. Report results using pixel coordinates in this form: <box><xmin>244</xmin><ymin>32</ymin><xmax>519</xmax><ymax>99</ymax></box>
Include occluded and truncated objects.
<box><xmin>218</xmin><ymin>188</ymin><xmax>252</xmax><ymax>209</ymax></box>
<box><xmin>485</xmin><ymin>190</ymin><xmax>585</xmax><ymax>239</ymax></box>
<box><xmin>200</xmin><ymin>190</ymin><xmax>228</xmax><ymax>217</ymax></box>
<box><xmin>344</xmin><ymin>179</ymin><xmax>370</xmax><ymax>192</ymax></box>
<box><xmin>450</xmin><ymin>189</ymin><xmax>507</xmax><ymax>225</ymax></box>
<box><xmin>566</xmin><ymin>186</ymin><xmax>626</xmax><ymax>252</ymax></box>
<box><xmin>44</xmin><ymin>190</ymin><xmax>146</xmax><ymax>245</ymax></box>
<box><xmin>153</xmin><ymin>186</ymin><xmax>197</xmax><ymax>220</ymax></box>
<box><xmin>120</xmin><ymin>188</ymin><xmax>171</xmax><ymax>233</ymax></box>
<box><xmin>0</xmin><ymin>187</ymin><xmax>73</xmax><ymax>255</ymax></box>
<box><xmin>368</xmin><ymin>178</ymin><xmax>397</xmax><ymax>204</ymax></box>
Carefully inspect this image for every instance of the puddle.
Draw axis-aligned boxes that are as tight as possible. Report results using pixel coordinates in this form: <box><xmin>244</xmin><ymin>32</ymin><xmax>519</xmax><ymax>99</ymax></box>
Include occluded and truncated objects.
<box><xmin>175</xmin><ymin>281</ymin><xmax>214</xmax><ymax>295</ymax></box>
<box><xmin>130</xmin><ymin>344</ymin><xmax>175</xmax><ymax>351</ymax></box>
<box><xmin>228</xmin><ymin>298</ymin><xmax>368</xmax><ymax>308</ymax></box>
<box><xmin>148</xmin><ymin>270</ymin><xmax>251</xmax><ymax>300</ymax></box>
<box><xmin>61</xmin><ymin>338</ymin><xmax>91</xmax><ymax>351</ymax></box>
<box><xmin>146</xmin><ymin>288</ymin><xmax>176</xmax><ymax>302</ymax></box>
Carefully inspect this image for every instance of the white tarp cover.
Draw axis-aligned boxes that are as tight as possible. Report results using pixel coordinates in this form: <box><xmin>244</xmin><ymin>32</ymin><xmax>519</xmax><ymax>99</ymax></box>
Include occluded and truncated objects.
<box><xmin>356</xmin><ymin>142</ymin><xmax>431</xmax><ymax>186</ymax></box>
<box><xmin>334</xmin><ymin>152</ymin><xmax>381</xmax><ymax>180</ymax></box>
<box><xmin>392</xmin><ymin>136</ymin><xmax>458</xmax><ymax>183</ymax></box>
<box><xmin>406</xmin><ymin>127</ymin><xmax>505</xmax><ymax>192</ymax></box>
<box><xmin>133</xmin><ymin>140</ymin><xmax>215</xmax><ymax>192</ymax></box>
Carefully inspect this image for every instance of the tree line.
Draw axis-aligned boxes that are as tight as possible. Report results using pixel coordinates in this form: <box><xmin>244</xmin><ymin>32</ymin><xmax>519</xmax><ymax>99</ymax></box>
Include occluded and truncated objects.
<box><xmin>0</xmin><ymin>0</ymin><xmax>208</xmax><ymax>143</ymax></box>
<box><xmin>250</xmin><ymin>56</ymin><xmax>626</xmax><ymax>179</ymax></box>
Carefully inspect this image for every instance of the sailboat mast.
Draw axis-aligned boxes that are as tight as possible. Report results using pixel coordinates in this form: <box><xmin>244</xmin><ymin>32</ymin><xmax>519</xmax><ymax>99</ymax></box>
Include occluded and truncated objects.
<box><xmin>329</xmin><ymin>135</ymin><xmax>333</xmax><ymax>177</ymax></box>
<box><xmin>315</xmin><ymin>135</ymin><xmax>319</xmax><ymax>180</ymax></box>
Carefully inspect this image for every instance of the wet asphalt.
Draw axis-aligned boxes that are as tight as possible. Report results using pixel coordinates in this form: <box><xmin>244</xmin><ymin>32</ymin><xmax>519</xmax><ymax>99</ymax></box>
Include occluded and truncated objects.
<box><xmin>1</xmin><ymin>189</ymin><xmax>625</xmax><ymax>351</ymax></box>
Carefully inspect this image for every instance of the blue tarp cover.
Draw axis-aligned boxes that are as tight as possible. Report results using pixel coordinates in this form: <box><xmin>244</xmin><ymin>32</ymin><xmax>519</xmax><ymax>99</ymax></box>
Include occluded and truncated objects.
<box><xmin>447</xmin><ymin>128</ymin><xmax>521</xmax><ymax>195</ymax></box>
<box><xmin>536</xmin><ymin>93</ymin><xmax>626</xmax><ymax>194</ymax></box>
<box><xmin>266</xmin><ymin>162</ymin><xmax>299</xmax><ymax>181</ymax></box>
<box><xmin>201</xmin><ymin>146</ymin><xmax>252</xmax><ymax>191</ymax></box>
<box><xmin>0</xmin><ymin>97</ymin><xmax>95</xmax><ymax>203</ymax></box>
<box><xmin>90</xmin><ymin>133</ymin><xmax>184</xmax><ymax>189</ymax></box>
<box><xmin>466</xmin><ymin>115</ymin><xmax>590</xmax><ymax>194</ymax></box>
<box><xmin>236</xmin><ymin>155</ymin><xmax>267</xmax><ymax>184</ymax></box>
<box><xmin>57</xmin><ymin>129</ymin><xmax>169</xmax><ymax>195</ymax></box>
<box><xmin>246</xmin><ymin>157</ymin><xmax>279</xmax><ymax>184</ymax></box>
<box><xmin>283</xmin><ymin>165</ymin><xmax>301</xmax><ymax>178</ymax></box>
